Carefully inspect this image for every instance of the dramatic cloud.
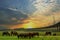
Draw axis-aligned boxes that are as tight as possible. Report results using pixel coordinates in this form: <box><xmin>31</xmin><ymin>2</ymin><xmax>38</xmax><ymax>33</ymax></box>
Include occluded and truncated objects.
<box><xmin>0</xmin><ymin>7</ymin><xmax>28</xmax><ymax>25</ymax></box>
<box><xmin>26</xmin><ymin>0</ymin><xmax>60</xmax><ymax>28</ymax></box>
<box><xmin>0</xmin><ymin>0</ymin><xmax>60</xmax><ymax>29</ymax></box>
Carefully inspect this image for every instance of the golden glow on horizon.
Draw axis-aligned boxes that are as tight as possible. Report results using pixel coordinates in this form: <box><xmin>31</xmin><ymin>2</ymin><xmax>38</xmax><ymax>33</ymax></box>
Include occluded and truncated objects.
<box><xmin>23</xmin><ymin>21</ymin><xmax>35</xmax><ymax>29</ymax></box>
<box><xmin>7</xmin><ymin>12</ymin><xmax>60</xmax><ymax>29</ymax></box>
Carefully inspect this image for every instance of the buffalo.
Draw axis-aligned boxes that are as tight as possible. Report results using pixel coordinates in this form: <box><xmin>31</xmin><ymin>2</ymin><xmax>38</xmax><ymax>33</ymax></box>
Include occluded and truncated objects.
<box><xmin>17</xmin><ymin>32</ymin><xmax>39</xmax><ymax>39</ymax></box>
<box><xmin>2</xmin><ymin>31</ymin><xmax>10</xmax><ymax>36</ymax></box>
<box><xmin>11</xmin><ymin>31</ymin><xmax>18</xmax><ymax>36</ymax></box>
<box><xmin>53</xmin><ymin>33</ymin><xmax>56</xmax><ymax>36</ymax></box>
<box><xmin>45</xmin><ymin>32</ymin><xmax>51</xmax><ymax>36</ymax></box>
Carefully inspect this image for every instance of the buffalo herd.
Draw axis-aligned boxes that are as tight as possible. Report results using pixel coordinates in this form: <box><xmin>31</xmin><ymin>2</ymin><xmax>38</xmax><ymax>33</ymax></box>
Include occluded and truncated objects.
<box><xmin>17</xmin><ymin>32</ymin><xmax>39</xmax><ymax>39</ymax></box>
<box><xmin>2</xmin><ymin>31</ymin><xmax>56</xmax><ymax>39</ymax></box>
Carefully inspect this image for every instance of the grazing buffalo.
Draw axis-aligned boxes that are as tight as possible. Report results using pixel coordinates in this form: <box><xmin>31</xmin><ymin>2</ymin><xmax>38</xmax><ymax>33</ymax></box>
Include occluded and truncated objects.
<box><xmin>45</xmin><ymin>32</ymin><xmax>51</xmax><ymax>36</ymax></box>
<box><xmin>11</xmin><ymin>31</ymin><xmax>18</xmax><ymax>36</ymax></box>
<box><xmin>17</xmin><ymin>33</ymin><xmax>27</xmax><ymax>38</ymax></box>
<box><xmin>17</xmin><ymin>33</ymin><xmax>28</xmax><ymax>38</ymax></box>
<box><xmin>28</xmin><ymin>32</ymin><xmax>39</xmax><ymax>38</ymax></box>
<box><xmin>33</xmin><ymin>32</ymin><xmax>39</xmax><ymax>36</ymax></box>
<box><xmin>17</xmin><ymin>32</ymin><xmax>39</xmax><ymax>39</ymax></box>
<box><xmin>53</xmin><ymin>33</ymin><xmax>56</xmax><ymax>36</ymax></box>
<box><xmin>2</xmin><ymin>31</ymin><xmax>10</xmax><ymax>36</ymax></box>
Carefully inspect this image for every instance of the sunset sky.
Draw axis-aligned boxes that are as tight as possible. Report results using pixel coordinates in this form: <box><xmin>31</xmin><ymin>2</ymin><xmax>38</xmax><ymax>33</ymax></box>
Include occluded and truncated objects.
<box><xmin>0</xmin><ymin>0</ymin><xmax>60</xmax><ymax>29</ymax></box>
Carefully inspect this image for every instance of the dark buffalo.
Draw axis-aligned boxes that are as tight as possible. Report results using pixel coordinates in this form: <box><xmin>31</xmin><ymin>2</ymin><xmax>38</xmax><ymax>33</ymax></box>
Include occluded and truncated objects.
<box><xmin>17</xmin><ymin>32</ymin><xmax>39</xmax><ymax>39</ymax></box>
<box><xmin>2</xmin><ymin>31</ymin><xmax>10</xmax><ymax>36</ymax></box>
<box><xmin>33</xmin><ymin>32</ymin><xmax>39</xmax><ymax>36</ymax></box>
<box><xmin>17</xmin><ymin>33</ymin><xmax>29</xmax><ymax>38</ymax></box>
<box><xmin>45</xmin><ymin>32</ymin><xmax>51</xmax><ymax>36</ymax></box>
<box><xmin>53</xmin><ymin>33</ymin><xmax>56</xmax><ymax>36</ymax></box>
<box><xmin>11</xmin><ymin>31</ymin><xmax>18</xmax><ymax>36</ymax></box>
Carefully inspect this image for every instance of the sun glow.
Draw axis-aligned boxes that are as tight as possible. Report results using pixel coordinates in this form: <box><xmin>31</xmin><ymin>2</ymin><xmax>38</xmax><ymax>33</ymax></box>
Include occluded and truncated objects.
<box><xmin>23</xmin><ymin>21</ymin><xmax>36</xmax><ymax>29</ymax></box>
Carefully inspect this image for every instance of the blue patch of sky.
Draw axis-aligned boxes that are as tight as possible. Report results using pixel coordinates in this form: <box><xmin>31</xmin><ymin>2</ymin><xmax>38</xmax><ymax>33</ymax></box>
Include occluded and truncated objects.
<box><xmin>51</xmin><ymin>0</ymin><xmax>60</xmax><ymax>12</ymax></box>
<box><xmin>56</xmin><ymin>0</ymin><xmax>60</xmax><ymax>4</ymax></box>
<box><xmin>0</xmin><ymin>0</ymin><xmax>36</xmax><ymax>14</ymax></box>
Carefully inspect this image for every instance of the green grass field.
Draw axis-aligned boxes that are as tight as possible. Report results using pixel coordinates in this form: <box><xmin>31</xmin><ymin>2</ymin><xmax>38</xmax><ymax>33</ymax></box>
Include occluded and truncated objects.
<box><xmin>0</xmin><ymin>36</ymin><xmax>60</xmax><ymax>40</ymax></box>
<box><xmin>0</xmin><ymin>31</ymin><xmax>60</xmax><ymax>40</ymax></box>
